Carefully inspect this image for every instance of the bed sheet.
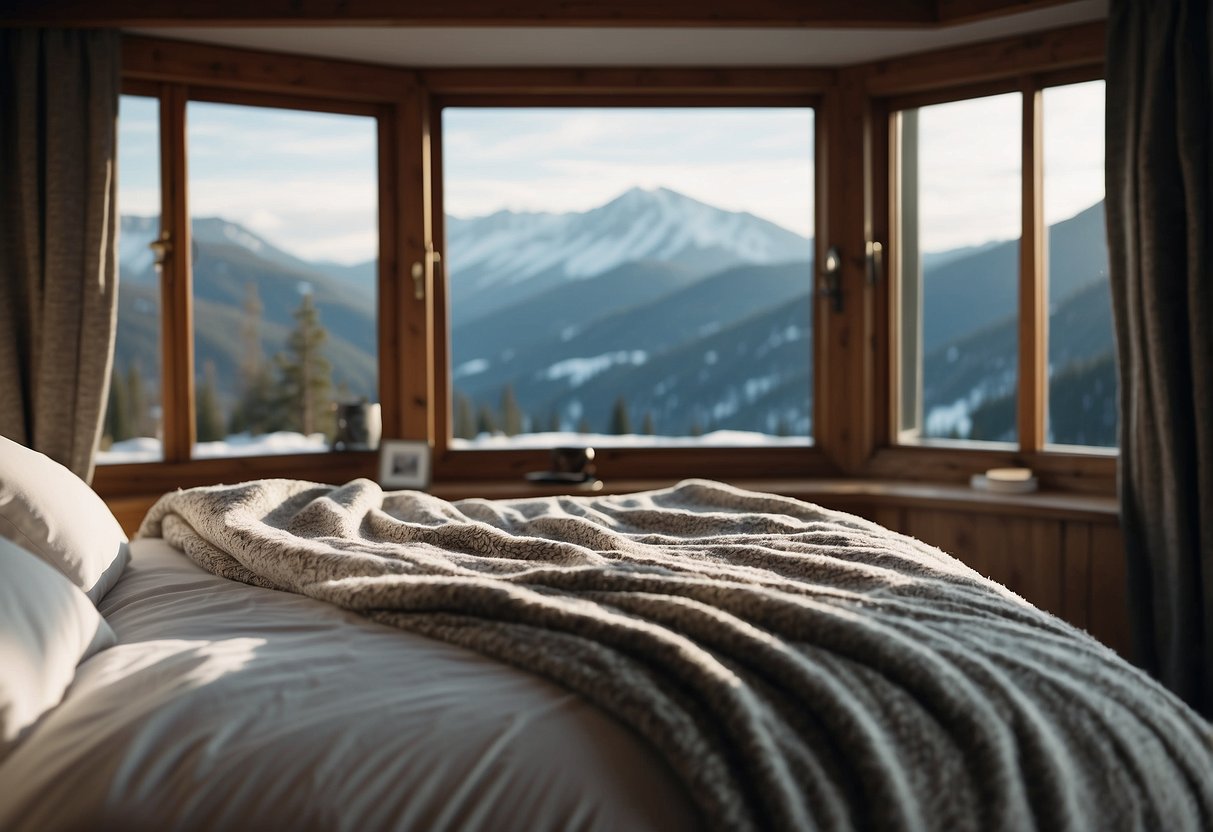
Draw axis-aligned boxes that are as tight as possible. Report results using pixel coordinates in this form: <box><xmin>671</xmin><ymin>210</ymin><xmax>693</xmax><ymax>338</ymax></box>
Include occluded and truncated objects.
<box><xmin>0</xmin><ymin>538</ymin><xmax>697</xmax><ymax>831</ymax></box>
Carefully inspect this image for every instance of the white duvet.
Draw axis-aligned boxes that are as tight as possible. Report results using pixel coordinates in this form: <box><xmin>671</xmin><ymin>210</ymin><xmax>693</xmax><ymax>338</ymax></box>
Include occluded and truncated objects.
<box><xmin>0</xmin><ymin>538</ymin><xmax>697</xmax><ymax>831</ymax></box>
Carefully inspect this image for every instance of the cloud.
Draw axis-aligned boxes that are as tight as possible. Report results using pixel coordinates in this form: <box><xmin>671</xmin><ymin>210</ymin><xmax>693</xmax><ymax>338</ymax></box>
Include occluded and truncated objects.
<box><xmin>115</xmin><ymin>84</ymin><xmax>1104</xmax><ymax>265</ymax></box>
<box><xmin>444</xmin><ymin>108</ymin><xmax>816</xmax><ymax>236</ymax></box>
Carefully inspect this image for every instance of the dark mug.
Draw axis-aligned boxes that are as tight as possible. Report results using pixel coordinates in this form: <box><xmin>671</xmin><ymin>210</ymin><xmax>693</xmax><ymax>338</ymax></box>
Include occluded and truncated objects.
<box><xmin>551</xmin><ymin>446</ymin><xmax>595</xmax><ymax>476</ymax></box>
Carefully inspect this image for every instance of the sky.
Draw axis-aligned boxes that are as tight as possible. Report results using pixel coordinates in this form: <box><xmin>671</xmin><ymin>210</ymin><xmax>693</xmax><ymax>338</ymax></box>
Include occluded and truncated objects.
<box><xmin>442</xmin><ymin>108</ymin><xmax>815</xmax><ymax>237</ymax></box>
<box><xmin>916</xmin><ymin>81</ymin><xmax>1105</xmax><ymax>252</ymax></box>
<box><xmin>117</xmin><ymin>80</ymin><xmax>1104</xmax><ymax>263</ymax></box>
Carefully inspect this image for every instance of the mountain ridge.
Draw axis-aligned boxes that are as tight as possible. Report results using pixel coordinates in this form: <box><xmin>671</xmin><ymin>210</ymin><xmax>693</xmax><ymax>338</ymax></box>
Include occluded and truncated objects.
<box><xmin>110</xmin><ymin>186</ymin><xmax>1114</xmax><ymax>448</ymax></box>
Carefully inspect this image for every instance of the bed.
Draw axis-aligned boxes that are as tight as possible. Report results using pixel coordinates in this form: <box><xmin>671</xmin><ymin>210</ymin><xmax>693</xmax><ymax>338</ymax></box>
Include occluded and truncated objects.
<box><xmin>1</xmin><ymin>435</ymin><xmax>1210</xmax><ymax>832</ymax></box>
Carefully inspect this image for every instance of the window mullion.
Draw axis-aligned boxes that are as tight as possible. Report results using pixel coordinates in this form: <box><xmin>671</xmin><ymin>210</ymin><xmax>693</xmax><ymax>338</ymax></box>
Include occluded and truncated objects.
<box><xmin>1017</xmin><ymin>79</ymin><xmax>1046</xmax><ymax>452</ymax></box>
<box><xmin>159</xmin><ymin>82</ymin><xmax>196</xmax><ymax>463</ymax></box>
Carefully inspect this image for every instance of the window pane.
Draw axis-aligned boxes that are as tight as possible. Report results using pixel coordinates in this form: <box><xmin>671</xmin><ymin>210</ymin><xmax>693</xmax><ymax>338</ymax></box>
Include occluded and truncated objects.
<box><xmin>897</xmin><ymin>93</ymin><xmax>1021</xmax><ymax>444</ymax></box>
<box><xmin>100</xmin><ymin>94</ymin><xmax>163</xmax><ymax>464</ymax></box>
<box><xmin>1044</xmin><ymin>80</ymin><xmax>1115</xmax><ymax>449</ymax></box>
<box><xmin>443</xmin><ymin>107</ymin><xmax>815</xmax><ymax>448</ymax></box>
<box><xmin>187</xmin><ymin>101</ymin><xmax>378</xmax><ymax>458</ymax></box>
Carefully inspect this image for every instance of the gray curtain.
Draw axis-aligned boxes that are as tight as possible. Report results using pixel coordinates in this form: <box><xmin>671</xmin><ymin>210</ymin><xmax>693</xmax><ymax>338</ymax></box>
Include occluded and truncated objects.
<box><xmin>1106</xmin><ymin>0</ymin><xmax>1213</xmax><ymax>717</ymax></box>
<box><xmin>0</xmin><ymin>29</ymin><xmax>121</xmax><ymax>483</ymax></box>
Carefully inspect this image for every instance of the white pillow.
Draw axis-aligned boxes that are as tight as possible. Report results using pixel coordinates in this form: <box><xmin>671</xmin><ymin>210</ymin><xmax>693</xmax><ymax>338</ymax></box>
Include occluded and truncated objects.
<box><xmin>0</xmin><ymin>435</ymin><xmax>129</xmax><ymax>604</ymax></box>
<box><xmin>0</xmin><ymin>536</ymin><xmax>116</xmax><ymax>750</ymax></box>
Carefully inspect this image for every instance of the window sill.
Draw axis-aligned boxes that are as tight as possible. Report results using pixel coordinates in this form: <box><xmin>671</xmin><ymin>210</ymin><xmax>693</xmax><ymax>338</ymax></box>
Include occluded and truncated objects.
<box><xmin>430</xmin><ymin>477</ymin><xmax>1118</xmax><ymax>522</ymax></box>
<box><xmin>104</xmin><ymin>473</ymin><xmax>1117</xmax><ymax>538</ymax></box>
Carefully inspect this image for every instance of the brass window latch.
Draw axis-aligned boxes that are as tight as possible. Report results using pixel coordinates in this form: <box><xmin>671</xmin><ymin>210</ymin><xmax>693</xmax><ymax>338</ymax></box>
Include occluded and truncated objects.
<box><xmin>148</xmin><ymin>230</ymin><xmax>172</xmax><ymax>272</ymax></box>
<box><xmin>411</xmin><ymin>244</ymin><xmax>441</xmax><ymax>300</ymax></box>
<box><xmin>819</xmin><ymin>245</ymin><xmax>843</xmax><ymax>313</ymax></box>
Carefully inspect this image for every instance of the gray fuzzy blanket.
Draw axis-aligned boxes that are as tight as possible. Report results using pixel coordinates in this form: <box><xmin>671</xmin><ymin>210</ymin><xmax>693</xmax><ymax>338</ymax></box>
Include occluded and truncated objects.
<box><xmin>139</xmin><ymin>478</ymin><xmax>1213</xmax><ymax>832</ymax></box>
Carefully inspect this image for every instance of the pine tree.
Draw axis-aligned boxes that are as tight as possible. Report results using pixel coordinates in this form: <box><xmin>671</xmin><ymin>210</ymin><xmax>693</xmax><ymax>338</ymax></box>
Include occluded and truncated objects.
<box><xmin>195</xmin><ymin>360</ymin><xmax>225</xmax><ymax>442</ymax></box>
<box><xmin>609</xmin><ymin>396</ymin><xmax>632</xmax><ymax>435</ymax></box>
<box><xmin>641</xmin><ymin>411</ymin><xmax>656</xmax><ymax>436</ymax></box>
<box><xmin>547</xmin><ymin>411</ymin><xmax>561</xmax><ymax>433</ymax></box>
<box><xmin>103</xmin><ymin>366</ymin><xmax>131</xmax><ymax>446</ymax></box>
<box><xmin>476</xmin><ymin>404</ymin><xmax>497</xmax><ymax>436</ymax></box>
<box><xmin>127</xmin><ymin>362</ymin><xmax>148</xmax><ymax>438</ymax></box>
<box><xmin>577</xmin><ymin>417</ymin><xmax>592</xmax><ymax>434</ymax></box>
<box><xmin>275</xmin><ymin>291</ymin><xmax>333</xmax><ymax>436</ymax></box>
<box><xmin>229</xmin><ymin>282</ymin><xmax>277</xmax><ymax>435</ymax></box>
<box><xmin>500</xmin><ymin>384</ymin><xmax>523</xmax><ymax>436</ymax></box>
<box><xmin>689</xmin><ymin>418</ymin><xmax>704</xmax><ymax>437</ymax></box>
<box><xmin>453</xmin><ymin>392</ymin><xmax>477</xmax><ymax>439</ymax></box>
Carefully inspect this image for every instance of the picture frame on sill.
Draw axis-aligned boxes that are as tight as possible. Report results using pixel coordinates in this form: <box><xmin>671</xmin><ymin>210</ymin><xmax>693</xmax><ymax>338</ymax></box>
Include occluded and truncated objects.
<box><xmin>378</xmin><ymin>440</ymin><xmax>431</xmax><ymax>490</ymax></box>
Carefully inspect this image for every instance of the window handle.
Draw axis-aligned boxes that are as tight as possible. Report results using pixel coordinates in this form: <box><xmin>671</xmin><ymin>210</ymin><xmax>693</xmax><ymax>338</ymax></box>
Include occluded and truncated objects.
<box><xmin>819</xmin><ymin>245</ymin><xmax>843</xmax><ymax>313</ymax></box>
<box><xmin>867</xmin><ymin>240</ymin><xmax>884</xmax><ymax>286</ymax></box>
<box><xmin>148</xmin><ymin>231</ymin><xmax>172</xmax><ymax>272</ymax></box>
<box><xmin>412</xmin><ymin>246</ymin><xmax>442</xmax><ymax>300</ymax></box>
<box><xmin>411</xmin><ymin>261</ymin><xmax>424</xmax><ymax>300</ymax></box>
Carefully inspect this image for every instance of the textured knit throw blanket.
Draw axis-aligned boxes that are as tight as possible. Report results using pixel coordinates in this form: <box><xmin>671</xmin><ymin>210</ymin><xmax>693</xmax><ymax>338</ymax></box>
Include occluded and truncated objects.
<box><xmin>139</xmin><ymin>478</ymin><xmax>1213</xmax><ymax>832</ymax></box>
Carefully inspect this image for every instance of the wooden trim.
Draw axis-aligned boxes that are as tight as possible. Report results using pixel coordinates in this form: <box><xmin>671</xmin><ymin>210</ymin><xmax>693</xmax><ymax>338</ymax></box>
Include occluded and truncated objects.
<box><xmin>1037</xmin><ymin>64</ymin><xmax>1105</xmax><ymax>90</ymax></box>
<box><xmin>1018</xmin><ymin>79</ymin><xmax>1045</xmax><ymax>451</ymax></box>
<box><xmin>862</xmin><ymin>445</ymin><xmax>1116</xmax><ymax>493</ymax></box>
<box><xmin>105</xmin><ymin>471</ymin><xmax>1116</xmax><ymax>538</ymax></box>
<box><xmin>935</xmin><ymin>0</ymin><xmax>1076</xmax><ymax>26</ymax></box>
<box><xmin>93</xmin><ymin>451</ymin><xmax>378</xmax><ymax>499</ymax></box>
<box><xmin>812</xmin><ymin>94</ymin><xmax>832</xmax><ymax>449</ymax></box>
<box><xmin>122</xmin><ymin>78</ymin><xmax>160</xmax><ymax>99</ymax></box>
<box><xmin>398</xmin><ymin>86</ymin><xmax>434</xmax><ymax>443</ymax></box>
<box><xmin>433</xmin><ymin>93</ymin><xmax>821</xmax><ymax>108</ymax></box>
<box><xmin>184</xmin><ymin>85</ymin><xmax>383</xmax><ymax>118</ymax></box>
<box><xmin>883</xmin><ymin>104</ymin><xmax>905</xmax><ymax>446</ymax></box>
<box><xmin>432</xmin><ymin>446</ymin><xmax>840</xmax><ymax>484</ymax></box>
<box><xmin>869</xmin><ymin>96</ymin><xmax>892</xmax><ymax>450</ymax></box>
<box><xmin>160</xmin><ymin>84</ymin><xmax>195</xmax><ymax>462</ymax></box>
<box><xmin>427</xmin><ymin>476</ymin><xmax>1116</xmax><ymax>520</ymax></box>
<box><xmin>376</xmin><ymin>105</ymin><xmax>404</xmax><ymax>443</ymax></box>
<box><xmin>824</xmin><ymin>65</ymin><xmax>877</xmax><ymax>470</ymax></box>
<box><xmin>4</xmin><ymin>0</ymin><xmax>937</xmax><ymax>28</ymax></box>
<box><xmin>865</xmin><ymin>22</ymin><xmax>1105</xmax><ymax>97</ymax></box>
<box><xmin>883</xmin><ymin>77</ymin><xmax>1021</xmax><ymax>112</ymax></box>
<box><xmin>122</xmin><ymin>35</ymin><xmax>416</xmax><ymax>102</ymax></box>
<box><xmin>422</xmin><ymin>69</ymin><xmax>834</xmax><ymax>97</ymax></box>
<box><xmin>429</xmin><ymin>100</ymin><xmax>450</xmax><ymax>454</ymax></box>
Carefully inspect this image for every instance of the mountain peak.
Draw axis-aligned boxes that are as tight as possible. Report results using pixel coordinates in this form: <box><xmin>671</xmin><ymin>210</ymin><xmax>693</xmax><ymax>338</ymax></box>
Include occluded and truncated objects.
<box><xmin>445</xmin><ymin>185</ymin><xmax>814</xmax><ymax>322</ymax></box>
<box><xmin>604</xmin><ymin>185</ymin><xmax>706</xmax><ymax>212</ymax></box>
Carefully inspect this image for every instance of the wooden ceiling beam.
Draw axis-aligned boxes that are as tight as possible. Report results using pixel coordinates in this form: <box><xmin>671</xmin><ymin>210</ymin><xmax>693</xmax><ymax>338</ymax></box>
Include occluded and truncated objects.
<box><xmin>1</xmin><ymin>0</ymin><xmax>1079</xmax><ymax>28</ymax></box>
<box><xmin>936</xmin><ymin>0</ymin><xmax>1077</xmax><ymax>26</ymax></box>
<box><xmin>122</xmin><ymin>35</ymin><xmax>416</xmax><ymax>101</ymax></box>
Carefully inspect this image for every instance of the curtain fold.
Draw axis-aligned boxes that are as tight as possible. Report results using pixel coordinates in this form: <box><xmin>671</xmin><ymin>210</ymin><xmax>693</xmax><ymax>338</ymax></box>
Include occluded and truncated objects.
<box><xmin>1106</xmin><ymin>0</ymin><xmax>1213</xmax><ymax>717</ymax></box>
<box><xmin>0</xmin><ymin>29</ymin><xmax>121</xmax><ymax>483</ymax></box>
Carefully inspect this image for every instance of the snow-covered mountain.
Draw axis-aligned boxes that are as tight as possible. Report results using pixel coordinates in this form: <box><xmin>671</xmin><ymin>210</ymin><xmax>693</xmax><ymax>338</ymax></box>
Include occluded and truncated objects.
<box><xmin>119</xmin><ymin>215</ymin><xmax>374</xmax><ymax>297</ymax></box>
<box><xmin>446</xmin><ymin>186</ymin><xmax>812</xmax><ymax>324</ymax></box>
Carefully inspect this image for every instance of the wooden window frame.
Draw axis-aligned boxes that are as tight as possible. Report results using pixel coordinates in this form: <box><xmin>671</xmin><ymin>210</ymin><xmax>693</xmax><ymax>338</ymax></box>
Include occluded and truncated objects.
<box><xmin>94</xmin><ymin>37</ymin><xmax>424</xmax><ymax>498</ymax></box>
<box><xmin>423</xmin><ymin>71</ymin><xmax>840</xmax><ymax>483</ymax></box>
<box><xmin>857</xmin><ymin>23</ymin><xmax>1113</xmax><ymax>494</ymax></box>
<box><xmin>95</xmin><ymin>25</ymin><xmax>1115</xmax><ymax>500</ymax></box>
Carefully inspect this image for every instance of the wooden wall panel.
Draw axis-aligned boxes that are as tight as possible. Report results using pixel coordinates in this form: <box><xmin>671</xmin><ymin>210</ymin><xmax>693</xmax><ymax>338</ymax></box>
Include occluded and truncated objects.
<box><xmin>865</xmin><ymin>506</ymin><xmax>905</xmax><ymax>533</ymax></box>
<box><xmin>979</xmin><ymin>515</ymin><xmax>1064</xmax><ymax>617</ymax></box>
<box><xmin>903</xmin><ymin>508</ymin><xmax>976</xmax><ymax>566</ymax></box>
<box><xmin>1061</xmin><ymin>522</ymin><xmax>1092</xmax><ymax>629</ymax></box>
<box><xmin>1086</xmin><ymin>524</ymin><xmax>1130</xmax><ymax>658</ymax></box>
<box><xmin>890</xmin><ymin>506</ymin><xmax>1128</xmax><ymax>657</ymax></box>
